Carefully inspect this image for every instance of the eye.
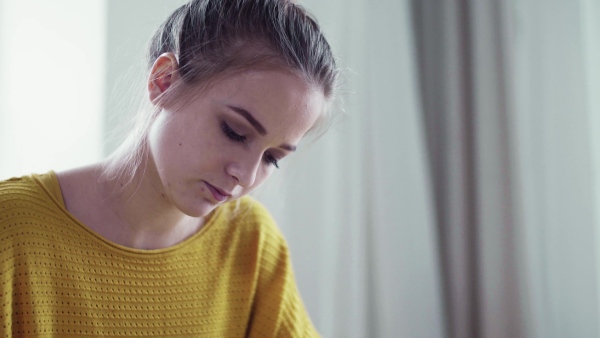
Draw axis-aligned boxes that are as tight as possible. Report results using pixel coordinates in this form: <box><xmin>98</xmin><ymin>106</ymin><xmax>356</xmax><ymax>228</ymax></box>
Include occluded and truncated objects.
<box><xmin>221</xmin><ymin>121</ymin><xmax>246</xmax><ymax>143</ymax></box>
<box><xmin>264</xmin><ymin>152</ymin><xmax>280</xmax><ymax>169</ymax></box>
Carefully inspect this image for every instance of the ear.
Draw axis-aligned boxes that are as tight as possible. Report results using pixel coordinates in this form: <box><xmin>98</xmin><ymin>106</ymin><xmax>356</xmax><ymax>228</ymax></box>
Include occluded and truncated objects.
<box><xmin>148</xmin><ymin>53</ymin><xmax>180</xmax><ymax>105</ymax></box>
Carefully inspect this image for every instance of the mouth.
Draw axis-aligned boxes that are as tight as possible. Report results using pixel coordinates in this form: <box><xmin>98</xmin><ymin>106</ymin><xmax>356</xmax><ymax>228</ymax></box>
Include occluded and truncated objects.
<box><xmin>203</xmin><ymin>181</ymin><xmax>231</xmax><ymax>202</ymax></box>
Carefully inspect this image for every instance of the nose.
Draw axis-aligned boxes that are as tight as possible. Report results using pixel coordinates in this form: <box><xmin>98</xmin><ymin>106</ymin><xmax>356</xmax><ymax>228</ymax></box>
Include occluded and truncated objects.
<box><xmin>226</xmin><ymin>153</ymin><xmax>262</xmax><ymax>188</ymax></box>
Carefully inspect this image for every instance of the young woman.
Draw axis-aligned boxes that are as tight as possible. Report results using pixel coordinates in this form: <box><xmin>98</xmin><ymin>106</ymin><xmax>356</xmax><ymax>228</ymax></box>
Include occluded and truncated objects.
<box><xmin>0</xmin><ymin>0</ymin><xmax>337</xmax><ymax>336</ymax></box>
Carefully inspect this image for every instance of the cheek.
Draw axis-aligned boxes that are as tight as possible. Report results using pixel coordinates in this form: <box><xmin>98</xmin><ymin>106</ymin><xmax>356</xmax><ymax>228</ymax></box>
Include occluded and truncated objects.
<box><xmin>148</xmin><ymin>114</ymin><xmax>212</xmax><ymax>178</ymax></box>
<box><xmin>171</xmin><ymin>119</ymin><xmax>224</xmax><ymax>169</ymax></box>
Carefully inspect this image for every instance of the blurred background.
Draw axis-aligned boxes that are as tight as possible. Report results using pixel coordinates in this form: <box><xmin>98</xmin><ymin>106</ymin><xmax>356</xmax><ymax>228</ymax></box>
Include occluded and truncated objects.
<box><xmin>1</xmin><ymin>0</ymin><xmax>600</xmax><ymax>337</ymax></box>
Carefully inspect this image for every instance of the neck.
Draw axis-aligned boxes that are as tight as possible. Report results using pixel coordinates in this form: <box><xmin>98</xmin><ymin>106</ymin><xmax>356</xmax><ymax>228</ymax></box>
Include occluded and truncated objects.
<box><xmin>97</xmin><ymin>153</ymin><xmax>205</xmax><ymax>250</ymax></box>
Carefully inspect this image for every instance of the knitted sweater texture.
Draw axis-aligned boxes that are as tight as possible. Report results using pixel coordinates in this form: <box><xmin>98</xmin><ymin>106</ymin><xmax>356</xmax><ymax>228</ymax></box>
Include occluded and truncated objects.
<box><xmin>0</xmin><ymin>172</ymin><xmax>318</xmax><ymax>337</ymax></box>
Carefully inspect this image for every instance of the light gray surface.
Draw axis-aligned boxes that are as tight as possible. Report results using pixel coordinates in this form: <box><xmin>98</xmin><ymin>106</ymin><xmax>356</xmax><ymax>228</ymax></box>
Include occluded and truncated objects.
<box><xmin>511</xmin><ymin>1</ymin><xmax>600</xmax><ymax>337</ymax></box>
<box><xmin>104</xmin><ymin>0</ymin><xmax>187</xmax><ymax>156</ymax></box>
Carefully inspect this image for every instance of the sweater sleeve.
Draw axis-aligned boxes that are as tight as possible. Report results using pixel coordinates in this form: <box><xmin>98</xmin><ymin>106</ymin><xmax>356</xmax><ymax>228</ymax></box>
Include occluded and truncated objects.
<box><xmin>244</xmin><ymin>202</ymin><xmax>320</xmax><ymax>338</ymax></box>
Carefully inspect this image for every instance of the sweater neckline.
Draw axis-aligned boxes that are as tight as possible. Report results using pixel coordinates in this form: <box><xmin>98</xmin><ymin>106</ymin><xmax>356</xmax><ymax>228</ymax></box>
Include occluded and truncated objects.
<box><xmin>30</xmin><ymin>171</ymin><xmax>224</xmax><ymax>257</ymax></box>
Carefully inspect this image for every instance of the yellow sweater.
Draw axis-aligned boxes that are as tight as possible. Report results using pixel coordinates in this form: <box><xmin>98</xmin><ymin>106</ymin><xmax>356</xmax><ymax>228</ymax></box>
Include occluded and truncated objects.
<box><xmin>0</xmin><ymin>172</ymin><xmax>319</xmax><ymax>337</ymax></box>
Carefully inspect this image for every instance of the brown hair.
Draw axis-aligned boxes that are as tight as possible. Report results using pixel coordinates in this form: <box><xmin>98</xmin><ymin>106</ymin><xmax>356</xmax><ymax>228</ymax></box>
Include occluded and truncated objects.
<box><xmin>149</xmin><ymin>0</ymin><xmax>337</xmax><ymax>97</ymax></box>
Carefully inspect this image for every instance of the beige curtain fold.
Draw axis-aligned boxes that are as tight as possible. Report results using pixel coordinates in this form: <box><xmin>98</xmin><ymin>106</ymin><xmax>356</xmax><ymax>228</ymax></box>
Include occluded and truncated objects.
<box><xmin>412</xmin><ymin>1</ymin><xmax>600</xmax><ymax>338</ymax></box>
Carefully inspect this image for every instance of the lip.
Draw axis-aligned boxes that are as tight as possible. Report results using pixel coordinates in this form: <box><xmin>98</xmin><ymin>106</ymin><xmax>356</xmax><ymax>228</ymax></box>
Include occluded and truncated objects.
<box><xmin>204</xmin><ymin>181</ymin><xmax>231</xmax><ymax>202</ymax></box>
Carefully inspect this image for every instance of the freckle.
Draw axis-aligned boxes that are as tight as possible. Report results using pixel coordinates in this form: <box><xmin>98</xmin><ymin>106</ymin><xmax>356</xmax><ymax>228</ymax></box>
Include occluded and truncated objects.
<box><xmin>179</xmin><ymin>143</ymin><xmax>182</xmax><ymax>146</ymax></box>
<box><xmin>161</xmin><ymin>193</ymin><xmax>165</xmax><ymax>198</ymax></box>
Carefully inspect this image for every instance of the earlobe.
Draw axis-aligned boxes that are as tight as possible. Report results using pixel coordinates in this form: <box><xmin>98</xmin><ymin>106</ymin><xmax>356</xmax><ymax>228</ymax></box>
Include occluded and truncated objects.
<box><xmin>148</xmin><ymin>53</ymin><xmax>180</xmax><ymax>105</ymax></box>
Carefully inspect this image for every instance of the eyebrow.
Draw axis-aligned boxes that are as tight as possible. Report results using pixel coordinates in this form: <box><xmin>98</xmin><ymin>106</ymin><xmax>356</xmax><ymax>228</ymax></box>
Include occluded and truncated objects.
<box><xmin>229</xmin><ymin>105</ymin><xmax>267</xmax><ymax>135</ymax></box>
<box><xmin>228</xmin><ymin>105</ymin><xmax>297</xmax><ymax>152</ymax></box>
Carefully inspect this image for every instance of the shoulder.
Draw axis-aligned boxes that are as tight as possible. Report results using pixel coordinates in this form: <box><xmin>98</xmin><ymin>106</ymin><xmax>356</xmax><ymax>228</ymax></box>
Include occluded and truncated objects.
<box><xmin>0</xmin><ymin>172</ymin><xmax>61</xmax><ymax>234</ymax></box>
<box><xmin>218</xmin><ymin>196</ymin><xmax>276</xmax><ymax>229</ymax></box>
<box><xmin>231</xmin><ymin>196</ymin><xmax>292</xmax><ymax>268</ymax></box>
<box><xmin>230</xmin><ymin>200</ymin><xmax>320</xmax><ymax>336</ymax></box>
<box><xmin>0</xmin><ymin>172</ymin><xmax>58</xmax><ymax>199</ymax></box>
<box><xmin>1</xmin><ymin>174</ymin><xmax>38</xmax><ymax>192</ymax></box>
<box><xmin>0</xmin><ymin>174</ymin><xmax>46</xmax><ymax>210</ymax></box>
<box><xmin>221</xmin><ymin>195</ymin><xmax>286</xmax><ymax>244</ymax></box>
<box><xmin>211</xmin><ymin>195</ymin><xmax>290</xmax><ymax>262</ymax></box>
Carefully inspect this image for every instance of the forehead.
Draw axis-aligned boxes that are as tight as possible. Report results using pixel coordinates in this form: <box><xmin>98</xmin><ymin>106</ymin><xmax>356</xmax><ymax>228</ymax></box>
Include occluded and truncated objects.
<box><xmin>203</xmin><ymin>69</ymin><xmax>325</xmax><ymax>138</ymax></box>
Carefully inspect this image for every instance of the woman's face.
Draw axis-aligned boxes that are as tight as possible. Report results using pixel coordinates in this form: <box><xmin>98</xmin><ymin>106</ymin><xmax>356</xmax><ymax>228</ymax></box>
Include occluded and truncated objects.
<box><xmin>147</xmin><ymin>69</ymin><xmax>325</xmax><ymax>217</ymax></box>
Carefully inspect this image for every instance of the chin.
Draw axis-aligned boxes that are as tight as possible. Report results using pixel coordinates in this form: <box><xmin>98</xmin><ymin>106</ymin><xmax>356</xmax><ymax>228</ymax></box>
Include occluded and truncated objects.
<box><xmin>176</xmin><ymin>198</ymin><xmax>219</xmax><ymax>218</ymax></box>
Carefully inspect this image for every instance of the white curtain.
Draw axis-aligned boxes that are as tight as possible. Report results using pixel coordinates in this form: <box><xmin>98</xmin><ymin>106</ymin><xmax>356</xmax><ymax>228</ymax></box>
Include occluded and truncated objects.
<box><xmin>512</xmin><ymin>0</ymin><xmax>600</xmax><ymax>337</ymax></box>
<box><xmin>363</xmin><ymin>0</ymin><xmax>600</xmax><ymax>337</ymax></box>
<box><xmin>258</xmin><ymin>0</ymin><xmax>446</xmax><ymax>337</ymax></box>
<box><xmin>263</xmin><ymin>0</ymin><xmax>600</xmax><ymax>337</ymax></box>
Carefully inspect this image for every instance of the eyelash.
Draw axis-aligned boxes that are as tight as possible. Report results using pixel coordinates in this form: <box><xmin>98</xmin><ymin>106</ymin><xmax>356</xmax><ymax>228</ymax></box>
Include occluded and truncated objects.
<box><xmin>220</xmin><ymin>121</ymin><xmax>280</xmax><ymax>169</ymax></box>
<box><xmin>221</xmin><ymin>121</ymin><xmax>246</xmax><ymax>142</ymax></box>
<box><xmin>264</xmin><ymin>153</ymin><xmax>280</xmax><ymax>169</ymax></box>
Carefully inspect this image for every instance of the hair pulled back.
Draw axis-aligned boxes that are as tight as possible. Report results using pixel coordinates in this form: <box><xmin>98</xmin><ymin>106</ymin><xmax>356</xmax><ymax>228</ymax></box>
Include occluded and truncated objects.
<box><xmin>148</xmin><ymin>0</ymin><xmax>337</xmax><ymax>97</ymax></box>
<box><xmin>105</xmin><ymin>0</ymin><xmax>338</xmax><ymax>183</ymax></box>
